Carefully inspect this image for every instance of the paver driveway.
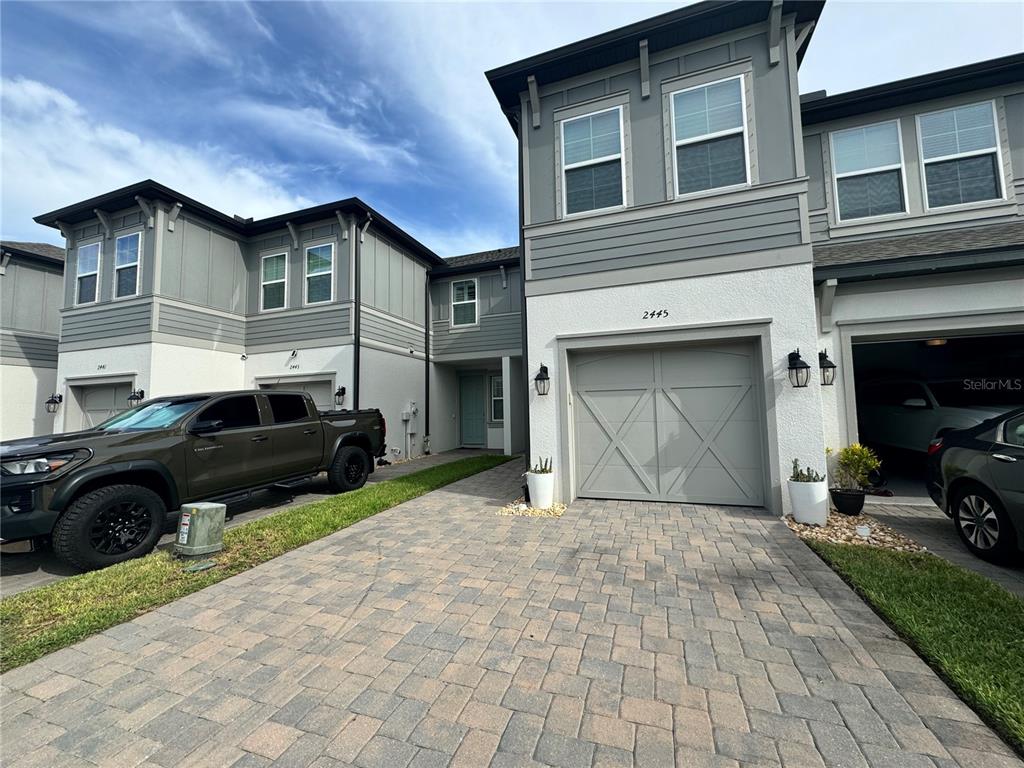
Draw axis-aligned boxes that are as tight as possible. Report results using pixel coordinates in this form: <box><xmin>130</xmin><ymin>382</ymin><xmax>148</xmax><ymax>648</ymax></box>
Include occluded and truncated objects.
<box><xmin>2</xmin><ymin>460</ymin><xmax>1019</xmax><ymax>768</ymax></box>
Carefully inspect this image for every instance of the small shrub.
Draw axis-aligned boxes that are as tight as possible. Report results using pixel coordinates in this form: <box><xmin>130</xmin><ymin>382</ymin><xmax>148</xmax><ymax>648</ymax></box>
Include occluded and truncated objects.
<box><xmin>833</xmin><ymin>443</ymin><xmax>880</xmax><ymax>490</ymax></box>
<box><xmin>790</xmin><ymin>458</ymin><xmax>825</xmax><ymax>483</ymax></box>
<box><xmin>529</xmin><ymin>457</ymin><xmax>552</xmax><ymax>474</ymax></box>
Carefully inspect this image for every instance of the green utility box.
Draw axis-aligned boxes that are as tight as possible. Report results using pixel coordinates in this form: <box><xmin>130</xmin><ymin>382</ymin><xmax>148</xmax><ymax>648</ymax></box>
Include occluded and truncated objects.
<box><xmin>174</xmin><ymin>502</ymin><xmax>226</xmax><ymax>557</ymax></box>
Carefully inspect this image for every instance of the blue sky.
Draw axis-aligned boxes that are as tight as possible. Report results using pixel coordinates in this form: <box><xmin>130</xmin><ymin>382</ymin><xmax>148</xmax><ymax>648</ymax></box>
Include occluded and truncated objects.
<box><xmin>2</xmin><ymin>1</ymin><xmax>1022</xmax><ymax>256</ymax></box>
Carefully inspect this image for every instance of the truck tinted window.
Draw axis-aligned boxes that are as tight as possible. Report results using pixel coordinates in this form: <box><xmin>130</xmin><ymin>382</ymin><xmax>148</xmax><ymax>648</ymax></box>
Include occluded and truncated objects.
<box><xmin>197</xmin><ymin>396</ymin><xmax>261</xmax><ymax>429</ymax></box>
<box><xmin>267</xmin><ymin>394</ymin><xmax>310</xmax><ymax>424</ymax></box>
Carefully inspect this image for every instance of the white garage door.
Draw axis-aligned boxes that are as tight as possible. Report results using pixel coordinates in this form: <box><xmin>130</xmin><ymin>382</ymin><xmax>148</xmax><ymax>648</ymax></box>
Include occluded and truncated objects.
<box><xmin>259</xmin><ymin>380</ymin><xmax>334</xmax><ymax>412</ymax></box>
<box><xmin>572</xmin><ymin>341</ymin><xmax>765</xmax><ymax>506</ymax></box>
<box><xmin>76</xmin><ymin>382</ymin><xmax>132</xmax><ymax>429</ymax></box>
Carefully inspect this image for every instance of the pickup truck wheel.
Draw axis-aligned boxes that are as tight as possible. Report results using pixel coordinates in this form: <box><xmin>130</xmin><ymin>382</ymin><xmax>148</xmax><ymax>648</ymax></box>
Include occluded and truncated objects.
<box><xmin>328</xmin><ymin>446</ymin><xmax>370</xmax><ymax>492</ymax></box>
<box><xmin>52</xmin><ymin>484</ymin><xmax>166</xmax><ymax>571</ymax></box>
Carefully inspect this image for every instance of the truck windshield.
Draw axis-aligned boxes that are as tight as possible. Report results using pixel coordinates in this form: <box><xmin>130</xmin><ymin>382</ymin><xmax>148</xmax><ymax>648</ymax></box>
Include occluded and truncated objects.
<box><xmin>94</xmin><ymin>398</ymin><xmax>207</xmax><ymax>431</ymax></box>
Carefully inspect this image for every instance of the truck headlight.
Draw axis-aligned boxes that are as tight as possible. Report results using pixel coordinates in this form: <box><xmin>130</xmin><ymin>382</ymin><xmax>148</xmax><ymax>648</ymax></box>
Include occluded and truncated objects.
<box><xmin>0</xmin><ymin>455</ymin><xmax>76</xmax><ymax>476</ymax></box>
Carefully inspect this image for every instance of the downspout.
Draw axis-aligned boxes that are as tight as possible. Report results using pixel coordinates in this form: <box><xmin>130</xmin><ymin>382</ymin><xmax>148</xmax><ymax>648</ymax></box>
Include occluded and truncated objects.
<box><xmin>423</xmin><ymin>269</ymin><xmax>431</xmax><ymax>453</ymax></box>
<box><xmin>514</xmin><ymin>108</ymin><xmax>530</xmax><ymax>456</ymax></box>
<box><xmin>354</xmin><ymin>212</ymin><xmax>372</xmax><ymax>410</ymax></box>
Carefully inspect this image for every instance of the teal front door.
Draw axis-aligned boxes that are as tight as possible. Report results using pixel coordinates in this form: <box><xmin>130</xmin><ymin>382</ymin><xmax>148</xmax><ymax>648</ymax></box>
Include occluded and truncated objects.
<box><xmin>460</xmin><ymin>375</ymin><xmax>486</xmax><ymax>446</ymax></box>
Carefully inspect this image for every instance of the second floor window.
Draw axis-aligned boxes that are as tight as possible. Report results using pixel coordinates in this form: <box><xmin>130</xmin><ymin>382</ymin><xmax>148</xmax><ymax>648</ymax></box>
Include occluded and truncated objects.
<box><xmin>672</xmin><ymin>75</ymin><xmax>748</xmax><ymax>195</ymax></box>
<box><xmin>76</xmin><ymin>242</ymin><xmax>100</xmax><ymax>304</ymax></box>
<box><xmin>830</xmin><ymin>121</ymin><xmax>905</xmax><ymax>221</ymax></box>
<box><xmin>305</xmin><ymin>244</ymin><xmax>333</xmax><ymax>304</ymax></box>
<box><xmin>261</xmin><ymin>253</ymin><xmax>286</xmax><ymax>311</ymax></box>
<box><xmin>114</xmin><ymin>232</ymin><xmax>141</xmax><ymax>298</ymax></box>
<box><xmin>451</xmin><ymin>279</ymin><xmax>477</xmax><ymax>327</ymax></box>
<box><xmin>561</xmin><ymin>107</ymin><xmax>624</xmax><ymax>216</ymax></box>
<box><xmin>918</xmin><ymin>101</ymin><xmax>1002</xmax><ymax>209</ymax></box>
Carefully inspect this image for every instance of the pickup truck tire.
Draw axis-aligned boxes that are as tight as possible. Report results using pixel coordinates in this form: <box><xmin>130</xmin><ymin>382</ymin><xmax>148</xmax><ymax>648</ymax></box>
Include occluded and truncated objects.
<box><xmin>328</xmin><ymin>446</ymin><xmax>370</xmax><ymax>492</ymax></box>
<box><xmin>53</xmin><ymin>484</ymin><xmax>166</xmax><ymax>571</ymax></box>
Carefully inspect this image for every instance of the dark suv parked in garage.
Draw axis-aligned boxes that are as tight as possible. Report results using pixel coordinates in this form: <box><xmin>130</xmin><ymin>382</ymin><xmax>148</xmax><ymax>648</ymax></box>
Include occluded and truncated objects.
<box><xmin>927</xmin><ymin>407</ymin><xmax>1024</xmax><ymax>564</ymax></box>
<box><xmin>1</xmin><ymin>391</ymin><xmax>385</xmax><ymax>571</ymax></box>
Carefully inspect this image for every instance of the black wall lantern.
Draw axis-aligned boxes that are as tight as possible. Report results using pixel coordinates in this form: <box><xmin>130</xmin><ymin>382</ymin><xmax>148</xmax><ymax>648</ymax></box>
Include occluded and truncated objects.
<box><xmin>787</xmin><ymin>349</ymin><xmax>811</xmax><ymax>388</ymax></box>
<box><xmin>45</xmin><ymin>394</ymin><xmax>63</xmax><ymax>414</ymax></box>
<box><xmin>819</xmin><ymin>349</ymin><xmax>837</xmax><ymax>386</ymax></box>
<box><xmin>534</xmin><ymin>364</ymin><xmax>550</xmax><ymax>396</ymax></box>
<box><xmin>127</xmin><ymin>389</ymin><xmax>146</xmax><ymax>407</ymax></box>
<box><xmin>334</xmin><ymin>386</ymin><xmax>347</xmax><ymax>407</ymax></box>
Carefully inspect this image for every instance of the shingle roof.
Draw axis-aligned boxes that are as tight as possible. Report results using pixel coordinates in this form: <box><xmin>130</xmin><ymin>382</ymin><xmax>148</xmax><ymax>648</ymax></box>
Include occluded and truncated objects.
<box><xmin>812</xmin><ymin>221</ymin><xmax>1024</xmax><ymax>267</ymax></box>
<box><xmin>1</xmin><ymin>240</ymin><xmax>66</xmax><ymax>263</ymax></box>
<box><xmin>443</xmin><ymin>247</ymin><xmax>519</xmax><ymax>268</ymax></box>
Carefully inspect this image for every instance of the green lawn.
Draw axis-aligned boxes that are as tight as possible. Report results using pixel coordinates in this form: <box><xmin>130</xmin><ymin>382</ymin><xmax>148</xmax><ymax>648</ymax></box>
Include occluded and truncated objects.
<box><xmin>0</xmin><ymin>454</ymin><xmax>515</xmax><ymax>672</ymax></box>
<box><xmin>806</xmin><ymin>540</ymin><xmax>1024</xmax><ymax>755</ymax></box>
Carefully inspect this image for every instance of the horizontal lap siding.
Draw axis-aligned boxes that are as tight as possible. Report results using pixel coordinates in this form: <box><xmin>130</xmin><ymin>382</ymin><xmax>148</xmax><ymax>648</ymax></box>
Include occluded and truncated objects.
<box><xmin>0</xmin><ymin>332</ymin><xmax>58</xmax><ymax>367</ymax></box>
<box><xmin>157</xmin><ymin>304</ymin><xmax>245</xmax><ymax>346</ymax></box>
<box><xmin>61</xmin><ymin>303</ymin><xmax>153</xmax><ymax>345</ymax></box>
<box><xmin>362</xmin><ymin>311</ymin><xmax>425</xmax><ymax>354</ymax></box>
<box><xmin>433</xmin><ymin>313</ymin><xmax>521</xmax><ymax>357</ymax></box>
<box><xmin>246</xmin><ymin>305</ymin><xmax>351</xmax><ymax>347</ymax></box>
<box><xmin>529</xmin><ymin>195</ymin><xmax>803</xmax><ymax>280</ymax></box>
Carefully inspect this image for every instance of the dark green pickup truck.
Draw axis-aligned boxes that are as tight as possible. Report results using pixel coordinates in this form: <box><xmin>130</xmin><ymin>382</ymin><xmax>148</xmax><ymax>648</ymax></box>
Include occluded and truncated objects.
<box><xmin>0</xmin><ymin>390</ymin><xmax>385</xmax><ymax>570</ymax></box>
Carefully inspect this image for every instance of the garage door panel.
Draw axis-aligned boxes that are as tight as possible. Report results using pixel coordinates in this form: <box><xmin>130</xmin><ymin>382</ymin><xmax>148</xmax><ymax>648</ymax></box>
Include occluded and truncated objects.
<box><xmin>575</xmin><ymin>350</ymin><xmax>656</xmax><ymax>389</ymax></box>
<box><xmin>579</xmin><ymin>462</ymin><xmax>659</xmax><ymax>497</ymax></box>
<box><xmin>79</xmin><ymin>383</ymin><xmax>131</xmax><ymax>429</ymax></box>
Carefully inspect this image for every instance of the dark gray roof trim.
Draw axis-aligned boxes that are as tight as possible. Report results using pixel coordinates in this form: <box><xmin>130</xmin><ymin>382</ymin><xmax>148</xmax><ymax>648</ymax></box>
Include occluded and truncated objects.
<box><xmin>801</xmin><ymin>52</ymin><xmax>1024</xmax><ymax>125</ymax></box>
<box><xmin>487</xmin><ymin>0</ymin><xmax>823</xmax><ymax>127</ymax></box>
<box><xmin>0</xmin><ymin>240</ymin><xmax>65</xmax><ymax>266</ymax></box>
<box><xmin>33</xmin><ymin>179</ymin><xmax>444</xmax><ymax>266</ymax></box>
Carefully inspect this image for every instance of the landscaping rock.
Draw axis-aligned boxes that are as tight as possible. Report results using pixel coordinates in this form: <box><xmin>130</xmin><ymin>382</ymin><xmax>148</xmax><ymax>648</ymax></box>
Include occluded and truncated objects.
<box><xmin>786</xmin><ymin>511</ymin><xmax>924</xmax><ymax>553</ymax></box>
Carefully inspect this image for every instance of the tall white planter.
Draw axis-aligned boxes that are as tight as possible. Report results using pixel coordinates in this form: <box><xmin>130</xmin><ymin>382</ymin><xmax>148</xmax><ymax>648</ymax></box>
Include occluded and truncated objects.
<box><xmin>526</xmin><ymin>472</ymin><xmax>555</xmax><ymax>509</ymax></box>
<box><xmin>788</xmin><ymin>480</ymin><xmax>828</xmax><ymax>526</ymax></box>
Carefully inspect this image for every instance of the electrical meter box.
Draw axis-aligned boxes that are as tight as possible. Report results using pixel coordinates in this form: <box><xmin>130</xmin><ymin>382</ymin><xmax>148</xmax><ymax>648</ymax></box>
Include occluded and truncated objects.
<box><xmin>174</xmin><ymin>502</ymin><xmax>226</xmax><ymax>557</ymax></box>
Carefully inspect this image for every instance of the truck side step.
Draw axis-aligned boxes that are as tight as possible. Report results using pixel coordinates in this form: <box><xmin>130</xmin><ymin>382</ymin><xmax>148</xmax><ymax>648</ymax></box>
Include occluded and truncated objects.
<box><xmin>272</xmin><ymin>476</ymin><xmax>315</xmax><ymax>490</ymax></box>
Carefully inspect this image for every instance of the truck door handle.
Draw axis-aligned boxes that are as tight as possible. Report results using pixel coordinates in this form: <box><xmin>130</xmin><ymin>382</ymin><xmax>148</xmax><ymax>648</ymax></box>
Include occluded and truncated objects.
<box><xmin>251</xmin><ymin>435</ymin><xmax>268</xmax><ymax>443</ymax></box>
<box><xmin>993</xmin><ymin>454</ymin><xmax>1017</xmax><ymax>463</ymax></box>
<box><xmin>303</xmin><ymin>429</ymin><xmax>317</xmax><ymax>435</ymax></box>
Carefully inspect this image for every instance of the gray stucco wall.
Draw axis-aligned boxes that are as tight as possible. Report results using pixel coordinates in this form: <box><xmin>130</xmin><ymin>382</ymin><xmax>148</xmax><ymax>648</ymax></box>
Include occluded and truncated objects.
<box><xmin>1</xmin><ymin>256</ymin><xmax>63</xmax><ymax>336</ymax></box>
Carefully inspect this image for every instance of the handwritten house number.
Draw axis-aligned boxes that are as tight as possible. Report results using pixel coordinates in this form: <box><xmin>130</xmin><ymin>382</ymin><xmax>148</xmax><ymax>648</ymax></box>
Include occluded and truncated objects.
<box><xmin>642</xmin><ymin>309</ymin><xmax>669</xmax><ymax>319</ymax></box>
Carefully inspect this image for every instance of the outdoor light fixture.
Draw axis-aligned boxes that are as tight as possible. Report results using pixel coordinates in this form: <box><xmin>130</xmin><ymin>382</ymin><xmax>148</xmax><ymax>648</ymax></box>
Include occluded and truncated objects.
<box><xmin>787</xmin><ymin>349</ymin><xmax>811</xmax><ymax>388</ymax></box>
<box><xmin>44</xmin><ymin>394</ymin><xmax>63</xmax><ymax>414</ymax></box>
<box><xmin>534</xmin><ymin>364</ymin><xmax>551</xmax><ymax>396</ymax></box>
<box><xmin>127</xmin><ymin>389</ymin><xmax>146</xmax><ymax>407</ymax></box>
<box><xmin>925</xmin><ymin>338</ymin><xmax>947</xmax><ymax>347</ymax></box>
<box><xmin>334</xmin><ymin>386</ymin><xmax>347</xmax><ymax>407</ymax></box>
<box><xmin>818</xmin><ymin>349</ymin><xmax>837</xmax><ymax>386</ymax></box>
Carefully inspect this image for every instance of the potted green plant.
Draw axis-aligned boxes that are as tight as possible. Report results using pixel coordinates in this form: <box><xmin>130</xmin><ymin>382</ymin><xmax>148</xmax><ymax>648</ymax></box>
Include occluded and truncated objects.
<box><xmin>525</xmin><ymin>457</ymin><xmax>554</xmax><ymax>509</ymax></box>
<box><xmin>787</xmin><ymin>459</ymin><xmax>827</xmax><ymax>526</ymax></box>
<box><xmin>829</xmin><ymin>443</ymin><xmax>881</xmax><ymax>516</ymax></box>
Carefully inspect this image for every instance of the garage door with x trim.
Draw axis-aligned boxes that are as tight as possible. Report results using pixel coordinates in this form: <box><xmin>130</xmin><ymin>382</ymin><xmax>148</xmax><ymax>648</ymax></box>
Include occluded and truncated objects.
<box><xmin>572</xmin><ymin>342</ymin><xmax>765</xmax><ymax>505</ymax></box>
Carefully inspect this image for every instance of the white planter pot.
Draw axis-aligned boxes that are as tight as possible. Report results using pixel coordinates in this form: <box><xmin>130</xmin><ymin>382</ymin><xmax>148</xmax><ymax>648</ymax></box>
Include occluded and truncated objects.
<box><xmin>788</xmin><ymin>480</ymin><xmax>828</xmax><ymax>526</ymax></box>
<box><xmin>526</xmin><ymin>472</ymin><xmax>555</xmax><ymax>509</ymax></box>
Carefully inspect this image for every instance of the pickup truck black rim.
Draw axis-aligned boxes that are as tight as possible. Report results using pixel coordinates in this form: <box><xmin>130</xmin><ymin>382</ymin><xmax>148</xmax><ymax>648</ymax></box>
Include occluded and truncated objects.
<box><xmin>957</xmin><ymin>494</ymin><xmax>999</xmax><ymax>550</ymax></box>
<box><xmin>345</xmin><ymin>454</ymin><xmax>366</xmax><ymax>484</ymax></box>
<box><xmin>90</xmin><ymin>502</ymin><xmax>153</xmax><ymax>555</ymax></box>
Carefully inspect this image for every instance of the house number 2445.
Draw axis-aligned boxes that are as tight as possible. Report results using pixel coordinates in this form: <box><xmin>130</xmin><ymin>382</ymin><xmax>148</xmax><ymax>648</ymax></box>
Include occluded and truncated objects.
<box><xmin>641</xmin><ymin>309</ymin><xmax>669</xmax><ymax>319</ymax></box>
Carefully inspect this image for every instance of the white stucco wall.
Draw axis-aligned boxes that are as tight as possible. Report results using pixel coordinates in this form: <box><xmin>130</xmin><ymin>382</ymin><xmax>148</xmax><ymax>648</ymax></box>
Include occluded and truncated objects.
<box><xmin>0</xmin><ymin>364</ymin><xmax>58</xmax><ymax>439</ymax></box>
<box><xmin>53</xmin><ymin>343</ymin><xmax>152</xmax><ymax>432</ymax></box>
<box><xmin>361</xmin><ymin>346</ymin><xmax>426</xmax><ymax>459</ymax></box>
<box><xmin>428</xmin><ymin>363</ymin><xmax>459</xmax><ymax>454</ymax></box>
<box><xmin>818</xmin><ymin>266</ymin><xmax>1024</xmax><ymax>450</ymax></box>
<box><xmin>244</xmin><ymin>344</ymin><xmax>353</xmax><ymax>403</ymax></box>
<box><xmin>526</xmin><ymin>262</ymin><xmax>827</xmax><ymax>513</ymax></box>
<box><xmin>149</xmin><ymin>342</ymin><xmax>245</xmax><ymax>397</ymax></box>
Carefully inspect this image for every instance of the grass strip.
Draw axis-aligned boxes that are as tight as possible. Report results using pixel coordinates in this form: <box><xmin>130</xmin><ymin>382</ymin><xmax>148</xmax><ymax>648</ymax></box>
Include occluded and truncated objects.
<box><xmin>805</xmin><ymin>539</ymin><xmax>1024</xmax><ymax>755</ymax></box>
<box><xmin>1</xmin><ymin>454</ymin><xmax>515</xmax><ymax>672</ymax></box>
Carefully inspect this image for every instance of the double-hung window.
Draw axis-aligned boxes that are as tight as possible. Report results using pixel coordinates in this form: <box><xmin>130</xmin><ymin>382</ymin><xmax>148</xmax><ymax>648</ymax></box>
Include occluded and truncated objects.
<box><xmin>672</xmin><ymin>75</ymin><xmax>748</xmax><ymax>195</ymax></box>
<box><xmin>918</xmin><ymin>101</ymin><xmax>1002</xmax><ymax>209</ymax></box>
<box><xmin>76</xmin><ymin>242</ymin><xmax>100</xmax><ymax>305</ymax></box>
<box><xmin>305</xmin><ymin>243</ymin><xmax>333</xmax><ymax>304</ymax></box>
<box><xmin>261</xmin><ymin>253</ymin><xmax>287</xmax><ymax>311</ymax></box>
<box><xmin>830</xmin><ymin>121</ymin><xmax>906</xmax><ymax>221</ymax></box>
<box><xmin>114</xmin><ymin>232</ymin><xmax>141</xmax><ymax>298</ymax></box>
<box><xmin>451</xmin><ymin>279</ymin><xmax>477</xmax><ymax>327</ymax></box>
<box><xmin>561</xmin><ymin>107</ymin><xmax>624</xmax><ymax>216</ymax></box>
<box><xmin>490</xmin><ymin>376</ymin><xmax>504</xmax><ymax>422</ymax></box>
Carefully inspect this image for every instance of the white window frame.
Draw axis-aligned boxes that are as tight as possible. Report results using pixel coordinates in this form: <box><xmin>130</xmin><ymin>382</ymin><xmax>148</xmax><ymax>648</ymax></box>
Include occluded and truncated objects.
<box><xmin>450</xmin><ymin>278</ymin><xmax>478</xmax><ymax>329</ymax></box>
<box><xmin>490</xmin><ymin>375</ymin><xmax>504</xmax><ymax>423</ymax></box>
<box><xmin>260</xmin><ymin>252</ymin><xmax>288</xmax><ymax>313</ymax></box>
<box><xmin>112</xmin><ymin>231</ymin><xmax>142</xmax><ymax>299</ymax></box>
<box><xmin>669</xmin><ymin>74</ymin><xmax>750</xmax><ymax>200</ymax></box>
<box><xmin>915</xmin><ymin>100</ymin><xmax>1005</xmax><ymax>212</ymax></box>
<box><xmin>304</xmin><ymin>242</ymin><xmax>334</xmax><ymax>306</ymax></box>
<box><xmin>828</xmin><ymin>119</ymin><xmax>909</xmax><ymax>223</ymax></box>
<box><xmin>559</xmin><ymin>105</ymin><xmax>627</xmax><ymax>219</ymax></box>
<box><xmin>75</xmin><ymin>241</ymin><xmax>101</xmax><ymax>306</ymax></box>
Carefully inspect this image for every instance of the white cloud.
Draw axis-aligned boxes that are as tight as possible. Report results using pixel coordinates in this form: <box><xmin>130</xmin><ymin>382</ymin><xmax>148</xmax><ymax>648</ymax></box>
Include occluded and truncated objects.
<box><xmin>0</xmin><ymin>78</ymin><xmax>312</xmax><ymax>242</ymax></box>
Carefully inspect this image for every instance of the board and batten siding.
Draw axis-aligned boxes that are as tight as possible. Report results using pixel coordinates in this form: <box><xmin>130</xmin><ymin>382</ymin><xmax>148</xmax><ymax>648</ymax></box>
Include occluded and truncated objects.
<box><xmin>528</xmin><ymin>194</ymin><xmax>803</xmax><ymax>281</ymax></box>
<box><xmin>245</xmin><ymin>304</ymin><xmax>352</xmax><ymax>351</ymax></box>
<box><xmin>0</xmin><ymin>331</ymin><xmax>59</xmax><ymax>367</ymax></box>
<box><xmin>156</xmin><ymin>302</ymin><xmax>245</xmax><ymax>347</ymax></box>
<box><xmin>360</xmin><ymin>230</ymin><xmax>427</xmax><ymax>325</ymax></box>
<box><xmin>162</xmin><ymin>214</ymin><xmax>247</xmax><ymax>314</ymax></box>
<box><xmin>430</xmin><ymin>267</ymin><xmax>522</xmax><ymax>359</ymax></box>
<box><xmin>60</xmin><ymin>301</ymin><xmax>154</xmax><ymax>349</ymax></box>
<box><xmin>361</xmin><ymin>309</ymin><xmax>425</xmax><ymax>354</ymax></box>
<box><xmin>1</xmin><ymin>257</ymin><xmax>63</xmax><ymax>336</ymax></box>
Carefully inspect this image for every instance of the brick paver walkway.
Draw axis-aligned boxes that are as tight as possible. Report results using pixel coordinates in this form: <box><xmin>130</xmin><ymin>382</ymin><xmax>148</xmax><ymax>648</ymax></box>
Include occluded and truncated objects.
<box><xmin>2</xmin><ymin>460</ymin><xmax>1019</xmax><ymax>767</ymax></box>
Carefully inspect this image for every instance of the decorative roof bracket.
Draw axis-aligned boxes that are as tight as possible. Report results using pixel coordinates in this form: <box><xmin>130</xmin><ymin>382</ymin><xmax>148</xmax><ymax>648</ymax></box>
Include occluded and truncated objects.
<box><xmin>794</xmin><ymin>21</ymin><xmax>816</xmax><ymax>56</ymax></box>
<box><xmin>818</xmin><ymin>278</ymin><xmax>837</xmax><ymax>334</ymax></box>
<box><xmin>768</xmin><ymin>0</ymin><xmax>783</xmax><ymax>66</ymax></box>
<box><xmin>639</xmin><ymin>39</ymin><xmax>650</xmax><ymax>98</ymax></box>
<box><xmin>334</xmin><ymin>210</ymin><xmax>349</xmax><ymax>240</ymax></box>
<box><xmin>167</xmin><ymin>202</ymin><xmax>182</xmax><ymax>232</ymax></box>
<box><xmin>135</xmin><ymin>196</ymin><xmax>155</xmax><ymax>228</ymax></box>
<box><xmin>527</xmin><ymin>75</ymin><xmax>541</xmax><ymax>129</ymax></box>
<box><xmin>94</xmin><ymin>209</ymin><xmax>113</xmax><ymax>239</ymax></box>
<box><xmin>286</xmin><ymin>221</ymin><xmax>300</xmax><ymax>250</ymax></box>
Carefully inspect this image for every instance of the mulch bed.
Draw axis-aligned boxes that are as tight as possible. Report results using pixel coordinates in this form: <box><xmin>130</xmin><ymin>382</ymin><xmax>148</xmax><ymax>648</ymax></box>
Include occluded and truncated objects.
<box><xmin>786</xmin><ymin>510</ymin><xmax>924</xmax><ymax>552</ymax></box>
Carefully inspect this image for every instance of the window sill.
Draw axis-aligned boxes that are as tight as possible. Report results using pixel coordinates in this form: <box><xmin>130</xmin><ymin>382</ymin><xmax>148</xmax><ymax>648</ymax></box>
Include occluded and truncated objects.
<box><xmin>827</xmin><ymin>198</ymin><xmax>1016</xmax><ymax>236</ymax></box>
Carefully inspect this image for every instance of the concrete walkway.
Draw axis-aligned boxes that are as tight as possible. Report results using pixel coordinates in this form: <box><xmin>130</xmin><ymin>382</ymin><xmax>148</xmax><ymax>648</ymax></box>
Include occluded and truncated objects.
<box><xmin>2</xmin><ymin>460</ymin><xmax>1019</xmax><ymax>768</ymax></box>
<box><xmin>869</xmin><ymin>504</ymin><xmax>1024</xmax><ymax>598</ymax></box>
